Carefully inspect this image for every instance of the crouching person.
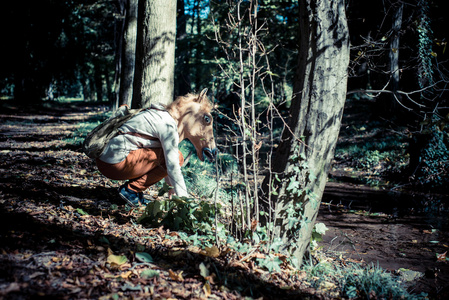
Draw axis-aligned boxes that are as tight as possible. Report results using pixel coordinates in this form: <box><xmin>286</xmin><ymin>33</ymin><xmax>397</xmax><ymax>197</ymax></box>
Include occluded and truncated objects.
<box><xmin>95</xmin><ymin>90</ymin><xmax>217</xmax><ymax>206</ymax></box>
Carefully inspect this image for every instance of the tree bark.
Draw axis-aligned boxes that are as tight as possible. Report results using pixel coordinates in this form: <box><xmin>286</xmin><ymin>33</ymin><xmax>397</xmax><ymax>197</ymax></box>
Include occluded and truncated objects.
<box><xmin>264</xmin><ymin>0</ymin><xmax>349</xmax><ymax>267</ymax></box>
<box><xmin>119</xmin><ymin>0</ymin><xmax>138</xmax><ymax>108</ymax></box>
<box><xmin>175</xmin><ymin>0</ymin><xmax>191</xmax><ymax>96</ymax></box>
<box><xmin>112</xmin><ymin>0</ymin><xmax>126</xmax><ymax>110</ymax></box>
<box><xmin>388</xmin><ymin>2</ymin><xmax>403</xmax><ymax>111</ymax></box>
<box><xmin>132</xmin><ymin>0</ymin><xmax>177</xmax><ymax>108</ymax></box>
<box><xmin>94</xmin><ymin>60</ymin><xmax>104</xmax><ymax>102</ymax></box>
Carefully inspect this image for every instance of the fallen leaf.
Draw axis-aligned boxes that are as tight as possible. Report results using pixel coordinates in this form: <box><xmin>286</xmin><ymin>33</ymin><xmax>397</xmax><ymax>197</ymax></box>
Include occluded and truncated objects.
<box><xmin>319</xmin><ymin>281</ymin><xmax>336</xmax><ymax>291</ymax></box>
<box><xmin>168</xmin><ymin>269</ymin><xmax>184</xmax><ymax>282</ymax></box>
<box><xmin>203</xmin><ymin>281</ymin><xmax>211</xmax><ymax>298</ymax></box>
<box><xmin>107</xmin><ymin>254</ymin><xmax>128</xmax><ymax>267</ymax></box>
<box><xmin>251</xmin><ymin>219</ymin><xmax>258</xmax><ymax>232</ymax></box>
<box><xmin>199</xmin><ymin>262</ymin><xmax>209</xmax><ymax>278</ymax></box>
<box><xmin>200</xmin><ymin>245</ymin><xmax>220</xmax><ymax>258</ymax></box>
<box><xmin>120</xmin><ymin>271</ymin><xmax>133</xmax><ymax>279</ymax></box>
<box><xmin>398</xmin><ymin>268</ymin><xmax>423</xmax><ymax>282</ymax></box>
<box><xmin>230</xmin><ymin>261</ymin><xmax>249</xmax><ymax>270</ymax></box>
<box><xmin>251</xmin><ymin>252</ymin><xmax>266</xmax><ymax>259</ymax></box>
<box><xmin>0</xmin><ymin>282</ymin><xmax>21</xmax><ymax>295</ymax></box>
<box><xmin>437</xmin><ymin>251</ymin><xmax>447</xmax><ymax>262</ymax></box>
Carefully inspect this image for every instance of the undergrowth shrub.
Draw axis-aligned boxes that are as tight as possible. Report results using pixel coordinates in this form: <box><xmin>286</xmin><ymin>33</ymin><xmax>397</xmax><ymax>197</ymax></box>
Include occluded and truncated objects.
<box><xmin>304</xmin><ymin>261</ymin><xmax>427</xmax><ymax>299</ymax></box>
<box><xmin>138</xmin><ymin>193</ymin><xmax>218</xmax><ymax>233</ymax></box>
<box><xmin>342</xmin><ymin>263</ymin><xmax>427</xmax><ymax>299</ymax></box>
<box><xmin>335</xmin><ymin>134</ymin><xmax>409</xmax><ymax>186</ymax></box>
<box><xmin>416</xmin><ymin>124</ymin><xmax>449</xmax><ymax>189</ymax></box>
<box><xmin>180</xmin><ymin>140</ymin><xmax>237</xmax><ymax>202</ymax></box>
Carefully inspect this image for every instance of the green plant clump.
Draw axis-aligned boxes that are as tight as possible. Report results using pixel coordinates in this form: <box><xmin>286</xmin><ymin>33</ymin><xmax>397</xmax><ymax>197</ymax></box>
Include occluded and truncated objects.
<box><xmin>417</xmin><ymin>125</ymin><xmax>449</xmax><ymax>188</ymax></box>
<box><xmin>341</xmin><ymin>263</ymin><xmax>427</xmax><ymax>299</ymax></box>
<box><xmin>304</xmin><ymin>261</ymin><xmax>427</xmax><ymax>300</ymax></box>
<box><xmin>137</xmin><ymin>191</ymin><xmax>217</xmax><ymax>234</ymax></box>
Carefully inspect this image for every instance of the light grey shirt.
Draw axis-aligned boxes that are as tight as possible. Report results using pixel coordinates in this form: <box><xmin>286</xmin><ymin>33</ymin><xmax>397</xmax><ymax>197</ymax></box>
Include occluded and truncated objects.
<box><xmin>99</xmin><ymin>106</ymin><xmax>188</xmax><ymax>197</ymax></box>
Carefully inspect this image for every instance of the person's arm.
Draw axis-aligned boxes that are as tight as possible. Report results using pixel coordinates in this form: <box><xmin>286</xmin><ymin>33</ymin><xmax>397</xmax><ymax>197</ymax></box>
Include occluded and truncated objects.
<box><xmin>156</xmin><ymin>123</ymin><xmax>189</xmax><ymax>198</ymax></box>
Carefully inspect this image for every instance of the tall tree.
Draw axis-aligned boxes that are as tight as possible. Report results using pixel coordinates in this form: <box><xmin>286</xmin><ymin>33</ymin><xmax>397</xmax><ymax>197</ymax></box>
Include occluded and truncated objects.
<box><xmin>388</xmin><ymin>1</ymin><xmax>403</xmax><ymax>111</ymax></box>
<box><xmin>175</xmin><ymin>0</ymin><xmax>191</xmax><ymax>96</ymax></box>
<box><xmin>118</xmin><ymin>0</ymin><xmax>139</xmax><ymax>108</ymax></box>
<box><xmin>263</xmin><ymin>0</ymin><xmax>349</xmax><ymax>267</ymax></box>
<box><xmin>132</xmin><ymin>0</ymin><xmax>177</xmax><ymax>108</ymax></box>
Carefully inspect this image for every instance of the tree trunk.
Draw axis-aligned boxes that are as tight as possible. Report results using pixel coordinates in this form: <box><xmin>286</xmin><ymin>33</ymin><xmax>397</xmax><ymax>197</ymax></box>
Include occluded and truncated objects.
<box><xmin>94</xmin><ymin>61</ymin><xmax>104</xmax><ymax>102</ymax></box>
<box><xmin>263</xmin><ymin>0</ymin><xmax>349</xmax><ymax>267</ymax></box>
<box><xmin>132</xmin><ymin>0</ymin><xmax>177</xmax><ymax>108</ymax></box>
<box><xmin>193</xmin><ymin>0</ymin><xmax>202</xmax><ymax>89</ymax></box>
<box><xmin>175</xmin><ymin>0</ymin><xmax>191</xmax><ymax>96</ymax></box>
<box><xmin>119</xmin><ymin>0</ymin><xmax>138</xmax><ymax>108</ymax></box>
<box><xmin>388</xmin><ymin>2</ymin><xmax>403</xmax><ymax>111</ymax></box>
<box><xmin>112</xmin><ymin>0</ymin><xmax>126</xmax><ymax>110</ymax></box>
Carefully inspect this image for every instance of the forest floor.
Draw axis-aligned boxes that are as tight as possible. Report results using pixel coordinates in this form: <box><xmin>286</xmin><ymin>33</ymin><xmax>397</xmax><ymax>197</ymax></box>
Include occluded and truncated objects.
<box><xmin>0</xmin><ymin>99</ymin><xmax>448</xmax><ymax>299</ymax></box>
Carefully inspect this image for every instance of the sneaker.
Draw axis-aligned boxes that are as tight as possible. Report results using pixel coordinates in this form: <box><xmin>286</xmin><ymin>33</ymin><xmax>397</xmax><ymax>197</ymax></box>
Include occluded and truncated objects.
<box><xmin>118</xmin><ymin>185</ymin><xmax>150</xmax><ymax>207</ymax></box>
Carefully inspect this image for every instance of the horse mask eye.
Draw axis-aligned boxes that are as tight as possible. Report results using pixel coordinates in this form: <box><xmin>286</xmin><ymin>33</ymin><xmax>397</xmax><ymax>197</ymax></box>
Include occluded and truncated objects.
<box><xmin>204</xmin><ymin>114</ymin><xmax>211</xmax><ymax>124</ymax></box>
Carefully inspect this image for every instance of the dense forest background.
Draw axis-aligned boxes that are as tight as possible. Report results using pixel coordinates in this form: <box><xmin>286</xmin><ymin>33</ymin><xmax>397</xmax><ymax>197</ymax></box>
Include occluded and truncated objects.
<box><xmin>1</xmin><ymin>0</ymin><xmax>448</xmax><ymax>191</ymax></box>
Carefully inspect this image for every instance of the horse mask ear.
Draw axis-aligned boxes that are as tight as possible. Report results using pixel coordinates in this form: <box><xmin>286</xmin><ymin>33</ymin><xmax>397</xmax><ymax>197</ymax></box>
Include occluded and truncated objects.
<box><xmin>197</xmin><ymin>88</ymin><xmax>208</xmax><ymax>103</ymax></box>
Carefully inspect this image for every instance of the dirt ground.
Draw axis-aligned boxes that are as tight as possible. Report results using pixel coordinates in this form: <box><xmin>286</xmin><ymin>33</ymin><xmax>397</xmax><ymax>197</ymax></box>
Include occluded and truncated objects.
<box><xmin>1</xmin><ymin>100</ymin><xmax>449</xmax><ymax>299</ymax></box>
<box><xmin>319</xmin><ymin>181</ymin><xmax>449</xmax><ymax>299</ymax></box>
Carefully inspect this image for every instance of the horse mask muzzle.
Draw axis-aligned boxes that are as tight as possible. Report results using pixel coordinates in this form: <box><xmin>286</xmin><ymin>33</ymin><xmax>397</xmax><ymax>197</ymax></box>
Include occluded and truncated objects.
<box><xmin>202</xmin><ymin>148</ymin><xmax>218</xmax><ymax>162</ymax></box>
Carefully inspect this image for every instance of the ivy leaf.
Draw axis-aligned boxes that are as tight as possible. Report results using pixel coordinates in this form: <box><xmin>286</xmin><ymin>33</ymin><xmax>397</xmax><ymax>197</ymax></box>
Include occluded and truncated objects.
<box><xmin>257</xmin><ymin>254</ymin><xmax>282</xmax><ymax>273</ymax></box>
<box><xmin>270</xmin><ymin>238</ymin><xmax>284</xmax><ymax>252</ymax></box>
<box><xmin>158</xmin><ymin>182</ymin><xmax>173</xmax><ymax>196</ymax></box>
<box><xmin>287</xmin><ymin>217</ymin><xmax>298</xmax><ymax>230</ymax></box>
<box><xmin>76</xmin><ymin>208</ymin><xmax>89</xmax><ymax>216</ymax></box>
<box><xmin>314</xmin><ymin>223</ymin><xmax>329</xmax><ymax>235</ymax></box>
<box><xmin>274</xmin><ymin>174</ymin><xmax>281</xmax><ymax>182</ymax></box>
<box><xmin>286</xmin><ymin>179</ymin><xmax>299</xmax><ymax>192</ymax></box>
<box><xmin>135</xmin><ymin>252</ymin><xmax>153</xmax><ymax>263</ymax></box>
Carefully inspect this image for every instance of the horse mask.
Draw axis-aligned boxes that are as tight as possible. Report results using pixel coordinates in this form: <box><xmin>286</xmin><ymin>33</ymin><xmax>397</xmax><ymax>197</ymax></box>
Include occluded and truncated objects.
<box><xmin>176</xmin><ymin>89</ymin><xmax>218</xmax><ymax>162</ymax></box>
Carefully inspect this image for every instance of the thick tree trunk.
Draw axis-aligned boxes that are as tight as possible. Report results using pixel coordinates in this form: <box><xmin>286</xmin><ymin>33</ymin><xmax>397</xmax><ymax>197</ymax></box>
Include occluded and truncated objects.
<box><xmin>132</xmin><ymin>0</ymin><xmax>177</xmax><ymax>108</ymax></box>
<box><xmin>264</xmin><ymin>0</ymin><xmax>349</xmax><ymax>267</ymax></box>
<box><xmin>119</xmin><ymin>0</ymin><xmax>138</xmax><ymax>108</ymax></box>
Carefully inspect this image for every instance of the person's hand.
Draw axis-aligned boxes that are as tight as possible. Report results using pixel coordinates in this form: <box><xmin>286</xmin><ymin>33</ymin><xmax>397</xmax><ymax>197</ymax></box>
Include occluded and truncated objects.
<box><xmin>168</xmin><ymin>188</ymin><xmax>175</xmax><ymax>199</ymax></box>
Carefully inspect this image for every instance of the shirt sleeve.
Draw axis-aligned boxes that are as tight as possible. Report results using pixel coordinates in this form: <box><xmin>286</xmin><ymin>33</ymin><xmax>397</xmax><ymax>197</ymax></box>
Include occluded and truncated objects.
<box><xmin>154</xmin><ymin>121</ymin><xmax>189</xmax><ymax>198</ymax></box>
